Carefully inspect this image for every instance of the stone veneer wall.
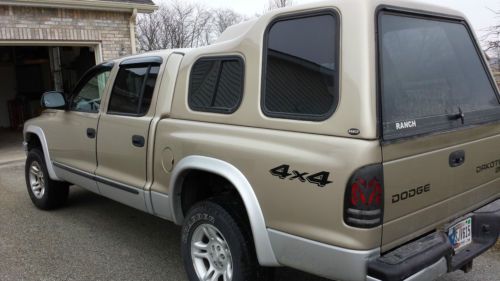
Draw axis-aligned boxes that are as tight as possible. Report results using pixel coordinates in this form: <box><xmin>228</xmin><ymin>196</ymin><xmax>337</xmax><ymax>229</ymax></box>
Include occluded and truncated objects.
<box><xmin>0</xmin><ymin>5</ymin><xmax>133</xmax><ymax>60</ymax></box>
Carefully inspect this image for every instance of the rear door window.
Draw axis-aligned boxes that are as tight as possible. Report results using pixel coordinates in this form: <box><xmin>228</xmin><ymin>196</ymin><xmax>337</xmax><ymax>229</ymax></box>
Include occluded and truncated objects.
<box><xmin>378</xmin><ymin>12</ymin><xmax>500</xmax><ymax>140</ymax></box>
<box><xmin>108</xmin><ymin>64</ymin><xmax>159</xmax><ymax>116</ymax></box>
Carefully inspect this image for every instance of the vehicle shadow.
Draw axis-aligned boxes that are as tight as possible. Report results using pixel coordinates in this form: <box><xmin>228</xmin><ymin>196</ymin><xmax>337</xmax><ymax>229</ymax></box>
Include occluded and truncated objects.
<box><xmin>66</xmin><ymin>186</ymin><xmax>331</xmax><ymax>281</ymax></box>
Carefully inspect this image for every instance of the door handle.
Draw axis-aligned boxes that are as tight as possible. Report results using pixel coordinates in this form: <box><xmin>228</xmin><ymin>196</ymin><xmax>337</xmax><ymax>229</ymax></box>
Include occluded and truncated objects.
<box><xmin>86</xmin><ymin>128</ymin><xmax>96</xmax><ymax>139</ymax></box>
<box><xmin>132</xmin><ymin>135</ymin><xmax>145</xmax><ymax>147</ymax></box>
<box><xmin>449</xmin><ymin>150</ymin><xmax>465</xmax><ymax>167</ymax></box>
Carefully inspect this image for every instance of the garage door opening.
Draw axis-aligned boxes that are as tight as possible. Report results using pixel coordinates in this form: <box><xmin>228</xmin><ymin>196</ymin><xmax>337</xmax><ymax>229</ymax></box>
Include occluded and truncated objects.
<box><xmin>0</xmin><ymin>45</ymin><xmax>97</xmax><ymax>130</ymax></box>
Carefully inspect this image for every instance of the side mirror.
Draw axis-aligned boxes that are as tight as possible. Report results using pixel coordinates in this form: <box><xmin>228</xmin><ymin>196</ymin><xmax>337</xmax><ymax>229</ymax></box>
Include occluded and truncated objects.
<box><xmin>41</xmin><ymin>91</ymin><xmax>66</xmax><ymax>109</ymax></box>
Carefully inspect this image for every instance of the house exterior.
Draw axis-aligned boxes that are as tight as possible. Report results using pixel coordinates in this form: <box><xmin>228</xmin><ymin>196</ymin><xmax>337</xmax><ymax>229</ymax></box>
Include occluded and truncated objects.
<box><xmin>0</xmin><ymin>0</ymin><xmax>156</xmax><ymax>129</ymax></box>
<box><xmin>0</xmin><ymin>0</ymin><xmax>156</xmax><ymax>60</ymax></box>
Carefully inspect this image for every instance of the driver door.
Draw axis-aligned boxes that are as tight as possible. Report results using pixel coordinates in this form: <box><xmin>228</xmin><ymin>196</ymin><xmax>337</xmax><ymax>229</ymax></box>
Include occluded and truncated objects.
<box><xmin>48</xmin><ymin>63</ymin><xmax>114</xmax><ymax>193</ymax></box>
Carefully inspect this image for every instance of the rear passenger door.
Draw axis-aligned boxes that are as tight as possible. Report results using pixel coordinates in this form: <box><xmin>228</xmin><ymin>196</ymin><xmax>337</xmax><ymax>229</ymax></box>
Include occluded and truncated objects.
<box><xmin>95</xmin><ymin>57</ymin><xmax>162</xmax><ymax>211</ymax></box>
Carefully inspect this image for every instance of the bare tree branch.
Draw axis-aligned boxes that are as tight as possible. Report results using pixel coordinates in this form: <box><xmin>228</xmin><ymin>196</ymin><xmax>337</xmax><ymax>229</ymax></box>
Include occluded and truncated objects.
<box><xmin>136</xmin><ymin>0</ymin><xmax>245</xmax><ymax>52</ymax></box>
<box><xmin>267</xmin><ymin>0</ymin><xmax>293</xmax><ymax>10</ymax></box>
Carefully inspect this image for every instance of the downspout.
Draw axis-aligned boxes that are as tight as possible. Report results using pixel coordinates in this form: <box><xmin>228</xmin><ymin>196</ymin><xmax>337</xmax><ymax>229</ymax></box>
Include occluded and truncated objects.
<box><xmin>129</xmin><ymin>8</ymin><xmax>138</xmax><ymax>54</ymax></box>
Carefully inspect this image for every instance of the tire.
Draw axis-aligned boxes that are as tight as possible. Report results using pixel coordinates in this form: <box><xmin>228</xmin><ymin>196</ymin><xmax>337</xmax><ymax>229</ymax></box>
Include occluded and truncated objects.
<box><xmin>25</xmin><ymin>148</ymin><xmax>69</xmax><ymax>210</ymax></box>
<box><xmin>181</xmin><ymin>197</ymin><xmax>266</xmax><ymax>281</ymax></box>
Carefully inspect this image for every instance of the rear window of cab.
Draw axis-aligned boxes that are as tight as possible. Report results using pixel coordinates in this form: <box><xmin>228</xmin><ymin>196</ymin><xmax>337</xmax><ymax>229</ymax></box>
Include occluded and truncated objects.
<box><xmin>378</xmin><ymin>10</ymin><xmax>500</xmax><ymax>141</ymax></box>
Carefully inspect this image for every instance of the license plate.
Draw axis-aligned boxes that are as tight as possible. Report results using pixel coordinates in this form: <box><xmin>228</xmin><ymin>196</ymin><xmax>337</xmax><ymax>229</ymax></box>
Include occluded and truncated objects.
<box><xmin>448</xmin><ymin>217</ymin><xmax>472</xmax><ymax>252</ymax></box>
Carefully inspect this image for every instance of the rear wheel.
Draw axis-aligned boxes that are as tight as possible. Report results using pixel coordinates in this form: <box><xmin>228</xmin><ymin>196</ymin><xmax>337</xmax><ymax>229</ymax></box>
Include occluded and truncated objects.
<box><xmin>25</xmin><ymin>148</ymin><xmax>69</xmax><ymax>210</ymax></box>
<box><xmin>181</xmin><ymin>198</ymin><xmax>263</xmax><ymax>281</ymax></box>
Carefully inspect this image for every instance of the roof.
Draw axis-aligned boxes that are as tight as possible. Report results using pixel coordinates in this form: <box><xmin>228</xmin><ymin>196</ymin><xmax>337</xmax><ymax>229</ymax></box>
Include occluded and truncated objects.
<box><xmin>103</xmin><ymin>0</ymin><xmax>154</xmax><ymax>5</ymax></box>
<box><xmin>0</xmin><ymin>0</ymin><xmax>157</xmax><ymax>13</ymax></box>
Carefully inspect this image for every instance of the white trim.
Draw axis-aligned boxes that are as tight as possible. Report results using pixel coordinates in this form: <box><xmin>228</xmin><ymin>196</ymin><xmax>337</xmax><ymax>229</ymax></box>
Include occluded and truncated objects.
<box><xmin>168</xmin><ymin>155</ymin><xmax>279</xmax><ymax>266</ymax></box>
<box><xmin>23</xmin><ymin>125</ymin><xmax>60</xmax><ymax>181</ymax></box>
<box><xmin>0</xmin><ymin>0</ymin><xmax>157</xmax><ymax>13</ymax></box>
<box><xmin>129</xmin><ymin>8</ymin><xmax>138</xmax><ymax>55</ymax></box>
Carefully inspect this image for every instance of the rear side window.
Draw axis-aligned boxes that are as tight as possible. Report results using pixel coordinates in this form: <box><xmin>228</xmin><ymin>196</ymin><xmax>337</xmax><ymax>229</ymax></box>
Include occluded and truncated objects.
<box><xmin>108</xmin><ymin>65</ymin><xmax>159</xmax><ymax>116</ymax></box>
<box><xmin>188</xmin><ymin>57</ymin><xmax>244</xmax><ymax>114</ymax></box>
<box><xmin>262</xmin><ymin>11</ymin><xmax>339</xmax><ymax>121</ymax></box>
<box><xmin>379</xmin><ymin>12</ymin><xmax>500</xmax><ymax>140</ymax></box>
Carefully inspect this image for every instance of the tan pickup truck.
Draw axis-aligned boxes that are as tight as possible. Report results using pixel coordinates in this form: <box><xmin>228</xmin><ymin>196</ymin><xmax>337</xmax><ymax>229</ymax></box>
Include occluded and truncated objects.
<box><xmin>23</xmin><ymin>0</ymin><xmax>500</xmax><ymax>280</ymax></box>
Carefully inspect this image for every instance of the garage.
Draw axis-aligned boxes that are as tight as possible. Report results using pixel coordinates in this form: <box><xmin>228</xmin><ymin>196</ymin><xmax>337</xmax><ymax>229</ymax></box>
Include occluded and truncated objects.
<box><xmin>0</xmin><ymin>0</ymin><xmax>156</xmax><ymax>137</ymax></box>
<box><xmin>0</xmin><ymin>45</ymin><xmax>97</xmax><ymax>129</ymax></box>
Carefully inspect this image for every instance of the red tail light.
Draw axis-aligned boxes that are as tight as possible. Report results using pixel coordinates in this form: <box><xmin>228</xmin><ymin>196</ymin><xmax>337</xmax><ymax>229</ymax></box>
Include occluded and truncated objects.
<box><xmin>344</xmin><ymin>164</ymin><xmax>384</xmax><ymax>228</ymax></box>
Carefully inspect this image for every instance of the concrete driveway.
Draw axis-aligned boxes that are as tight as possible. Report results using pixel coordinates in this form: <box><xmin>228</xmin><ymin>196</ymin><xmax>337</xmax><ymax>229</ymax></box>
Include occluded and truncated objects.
<box><xmin>0</xmin><ymin>129</ymin><xmax>25</xmax><ymax>165</ymax></box>
<box><xmin>0</xmin><ymin>160</ymin><xmax>498</xmax><ymax>281</ymax></box>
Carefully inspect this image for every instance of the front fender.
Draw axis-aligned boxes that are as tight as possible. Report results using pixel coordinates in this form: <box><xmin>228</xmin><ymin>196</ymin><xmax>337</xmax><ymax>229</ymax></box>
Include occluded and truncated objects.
<box><xmin>23</xmin><ymin>125</ymin><xmax>60</xmax><ymax>181</ymax></box>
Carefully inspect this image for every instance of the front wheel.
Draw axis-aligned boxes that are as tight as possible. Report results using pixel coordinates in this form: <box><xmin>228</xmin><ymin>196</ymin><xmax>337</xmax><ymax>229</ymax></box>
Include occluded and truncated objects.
<box><xmin>181</xmin><ymin>198</ymin><xmax>262</xmax><ymax>281</ymax></box>
<box><xmin>25</xmin><ymin>148</ymin><xmax>69</xmax><ymax>210</ymax></box>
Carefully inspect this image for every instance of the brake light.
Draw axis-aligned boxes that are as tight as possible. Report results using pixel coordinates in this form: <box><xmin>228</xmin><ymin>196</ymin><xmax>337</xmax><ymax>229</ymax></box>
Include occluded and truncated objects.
<box><xmin>344</xmin><ymin>164</ymin><xmax>384</xmax><ymax>228</ymax></box>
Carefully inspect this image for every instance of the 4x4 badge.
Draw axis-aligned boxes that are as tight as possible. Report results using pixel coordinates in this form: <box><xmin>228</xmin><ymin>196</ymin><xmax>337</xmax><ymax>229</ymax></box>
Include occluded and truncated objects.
<box><xmin>269</xmin><ymin>164</ymin><xmax>332</xmax><ymax>187</ymax></box>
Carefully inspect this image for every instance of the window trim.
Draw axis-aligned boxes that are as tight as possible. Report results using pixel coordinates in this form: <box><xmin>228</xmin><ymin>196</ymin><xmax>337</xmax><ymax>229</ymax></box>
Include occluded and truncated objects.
<box><xmin>107</xmin><ymin>61</ymin><xmax>161</xmax><ymax>117</ymax></box>
<box><xmin>375</xmin><ymin>6</ymin><xmax>500</xmax><ymax>142</ymax></box>
<box><xmin>187</xmin><ymin>55</ymin><xmax>245</xmax><ymax>114</ymax></box>
<box><xmin>260</xmin><ymin>9</ymin><xmax>341</xmax><ymax>122</ymax></box>
<box><xmin>69</xmin><ymin>62</ymin><xmax>114</xmax><ymax>113</ymax></box>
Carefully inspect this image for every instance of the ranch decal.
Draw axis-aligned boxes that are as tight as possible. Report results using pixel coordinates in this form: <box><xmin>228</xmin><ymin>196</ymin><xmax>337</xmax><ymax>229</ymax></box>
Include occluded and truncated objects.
<box><xmin>395</xmin><ymin>120</ymin><xmax>417</xmax><ymax>130</ymax></box>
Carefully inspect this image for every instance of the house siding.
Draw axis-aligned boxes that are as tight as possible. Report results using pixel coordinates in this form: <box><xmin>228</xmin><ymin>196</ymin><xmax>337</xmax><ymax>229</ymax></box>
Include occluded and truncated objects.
<box><xmin>0</xmin><ymin>6</ymin><xmax>133</xmax><ymax>60</ymax></box>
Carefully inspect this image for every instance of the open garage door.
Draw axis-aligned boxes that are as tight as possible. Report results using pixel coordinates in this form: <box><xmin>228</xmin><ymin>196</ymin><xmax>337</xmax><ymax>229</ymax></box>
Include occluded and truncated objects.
<box><xmin>0</xmin><ymin>45</ymin><xmax>96</xmax><ymax>129</ymax></box>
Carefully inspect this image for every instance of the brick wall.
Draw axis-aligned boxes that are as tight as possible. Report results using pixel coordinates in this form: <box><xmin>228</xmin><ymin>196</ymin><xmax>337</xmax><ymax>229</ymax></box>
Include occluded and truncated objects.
<box><xmin>0</xmin><ymin>6</ymin><xmax>133</xmax><ymax>60</ymax></box>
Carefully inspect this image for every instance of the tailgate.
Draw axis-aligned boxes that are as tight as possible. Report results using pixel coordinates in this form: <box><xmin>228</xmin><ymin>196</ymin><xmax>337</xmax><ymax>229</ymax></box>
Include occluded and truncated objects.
<box><xmin>377</xmin><ymin>9</ymin><xmax>500</xmax><ymax>251</ymax></box>
<box><xmin>381</xmin><ymin>125</ymin><xmax>500</xmax><ymax>250</ymax></box>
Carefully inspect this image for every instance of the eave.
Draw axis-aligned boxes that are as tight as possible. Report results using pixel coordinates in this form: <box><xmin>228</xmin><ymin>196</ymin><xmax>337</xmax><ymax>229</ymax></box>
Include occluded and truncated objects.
<box><xmin>0</xmin><ymin>0</ymin><xmax>158</xmax><ymax>13</ymax></box>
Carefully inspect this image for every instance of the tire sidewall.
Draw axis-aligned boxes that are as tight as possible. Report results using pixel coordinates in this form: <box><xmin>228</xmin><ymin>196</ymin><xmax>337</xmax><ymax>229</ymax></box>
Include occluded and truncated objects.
<box><xmin>181</xmin><ymin>202</ymin><xmax>251</xmax><ymax>281</ymax></box>
<box><xmin>25</xmin><ymin>149</ymin><xmax>50</xmax><ymax>208</ymax></box>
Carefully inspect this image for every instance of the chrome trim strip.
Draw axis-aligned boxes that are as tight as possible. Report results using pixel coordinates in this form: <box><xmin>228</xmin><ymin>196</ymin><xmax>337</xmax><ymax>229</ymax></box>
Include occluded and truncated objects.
<box><xmin>53</xmin><ymin>161</ymin><xmax>140</xmax><ymax>195</ymax></box>
<box><xmin>169</xmin><ymin>155</ymin><xmax>279</xmax><ymax>266</ymax></box>
<box><xmin>24</xmin><ymin>125</ymin><xmax>60</xmax><ymax>180</ymax></box>
<box><xmin>268</xmin><ymin>229</ymin><xmax>380</xmax><ymax>281</ymax></box>
<box><xmin>53</xmin><ymin>164</ymin><xmax>100</xmax><ymax>194</ymax></box>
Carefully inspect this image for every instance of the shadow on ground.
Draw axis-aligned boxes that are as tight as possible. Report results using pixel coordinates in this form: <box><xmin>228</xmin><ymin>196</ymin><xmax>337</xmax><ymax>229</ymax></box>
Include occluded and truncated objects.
<box><xmin>0</xmin><ymin>163</ymin><xmax>498</xmax><ymax>281</ymax></box>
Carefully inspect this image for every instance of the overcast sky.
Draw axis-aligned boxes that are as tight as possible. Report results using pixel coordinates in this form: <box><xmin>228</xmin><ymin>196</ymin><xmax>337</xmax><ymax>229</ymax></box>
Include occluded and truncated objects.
<box><xmin>158</xmin><ymin>0</ymin><xmax>499</xmax><ymax>39</ymax></box>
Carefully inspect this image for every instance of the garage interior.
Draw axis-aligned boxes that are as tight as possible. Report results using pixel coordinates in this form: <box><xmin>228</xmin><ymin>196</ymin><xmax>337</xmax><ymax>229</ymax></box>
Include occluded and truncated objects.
<box><xmin>0</xmin><ymin>45</ymin><xmax>96</xmax><ymax>130</ymax></box>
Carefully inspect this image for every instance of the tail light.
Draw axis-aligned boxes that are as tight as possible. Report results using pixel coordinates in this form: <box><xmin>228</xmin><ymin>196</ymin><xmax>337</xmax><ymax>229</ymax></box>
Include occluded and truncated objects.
<box><xmin>344</xmin><ymin>164</ymin><xmax>384</xmax><ymax>228</ymax></box>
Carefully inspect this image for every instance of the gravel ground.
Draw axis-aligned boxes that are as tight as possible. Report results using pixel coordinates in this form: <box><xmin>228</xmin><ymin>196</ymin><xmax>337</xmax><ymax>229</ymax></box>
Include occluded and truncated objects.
<box><xmin>0</xmin><ymin>162</ymin><xmax>498</xmax><ymax>281</ymax></box>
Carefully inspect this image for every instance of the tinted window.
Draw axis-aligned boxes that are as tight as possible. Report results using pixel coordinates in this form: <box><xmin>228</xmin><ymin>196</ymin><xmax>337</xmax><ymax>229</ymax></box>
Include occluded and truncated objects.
<box><xmin>188</xmin><ymin>57</ymin><xmax>244</xmax><ymax>113</ymax></box>
<box><xmin>379</xmin><ymin>13</ymin><xmax>500</xmax><ymax>139</ymax></box>
<box><xmin>70</xmin><ymin>69</ymin><xmax>110</xmax><ymax>113</ymax></box>
<box><xmin>263</xmin><ymin>13</ymin><xmax>339</xmax><ymax>120</ymax></box>
<box><xmin>108</xmin><ymin>65</ymin><xmax>159</xmax><ymax>115</ymax></box>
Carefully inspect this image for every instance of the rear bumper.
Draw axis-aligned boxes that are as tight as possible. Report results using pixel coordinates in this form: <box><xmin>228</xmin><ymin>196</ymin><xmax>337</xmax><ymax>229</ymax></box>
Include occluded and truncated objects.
<box><xmin>367</xmin><ymin>198</ymin><xmax>500</xmax><ymax>281</ymax></box>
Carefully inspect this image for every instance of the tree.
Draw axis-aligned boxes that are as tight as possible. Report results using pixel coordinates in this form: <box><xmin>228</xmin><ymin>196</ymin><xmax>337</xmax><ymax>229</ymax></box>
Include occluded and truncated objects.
<box><xmin>484</xmin><ymin>9</ymin><xmax>499</xmax><ymax>61</ymax></box>
<box><xmin>137</xmin><ymin>12</ymin><xmax>163</xmax><ymax>52</ymax></box>
<box><xmin>213</xmin><ymin>8</ymin><xmax>243</xmax><ymax>35</ymax></box>
<box><xmin>136</xmin><ymin>0</ymin><xmax>245</xmax><ymax>52</ymax></box>
<box><xmin>267</xmin><ymin>0</ymin><xmax>293</xmax><ymax>10</ymax></box>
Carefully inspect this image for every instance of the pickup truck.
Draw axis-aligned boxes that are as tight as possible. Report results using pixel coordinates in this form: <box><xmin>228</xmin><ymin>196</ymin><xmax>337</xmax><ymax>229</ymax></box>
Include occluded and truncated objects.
<box><xmin>23</xmin><ymin>0</ymin><xmax>500</xmax><ymax>280</ymax></box>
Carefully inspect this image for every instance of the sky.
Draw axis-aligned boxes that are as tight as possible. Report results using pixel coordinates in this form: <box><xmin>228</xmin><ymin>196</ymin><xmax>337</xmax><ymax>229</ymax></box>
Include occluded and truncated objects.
<box><xmin>159</xmin><ymin>0</ymin><xmax>500</xmax><ymax>39</ymax></box>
